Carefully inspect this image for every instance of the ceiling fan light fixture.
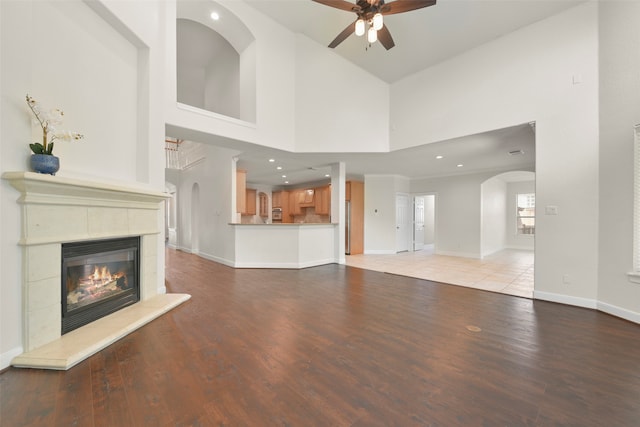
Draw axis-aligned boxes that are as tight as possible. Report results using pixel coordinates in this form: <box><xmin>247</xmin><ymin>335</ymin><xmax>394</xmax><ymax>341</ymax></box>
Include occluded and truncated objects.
<box><xmin>367</xmin><ymin>26</ymin><xmax>377</xmax><ymax>43</ymax></box>
<box><xmin>372</xmin><ymin>13</ymin><xmax>383</xmax><ymax>31</ymax></box>
<box><xmin>355</xmin><ymin>19</ymin><xmax>365</xmax><ymax>36</ymax></box>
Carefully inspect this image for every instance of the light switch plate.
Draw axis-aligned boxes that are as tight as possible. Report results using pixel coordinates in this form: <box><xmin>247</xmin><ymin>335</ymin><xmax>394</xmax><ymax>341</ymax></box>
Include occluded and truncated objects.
<box><xmin>545</xmin><ymin>205</ymin><xmax>558</xmax><ymax>215</ymax></box>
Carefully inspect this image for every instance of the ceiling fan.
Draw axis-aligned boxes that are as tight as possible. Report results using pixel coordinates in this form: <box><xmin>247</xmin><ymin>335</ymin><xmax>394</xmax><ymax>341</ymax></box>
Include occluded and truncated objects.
<box><xmin>312</xmin><ymin>0</ymin><xmax>437</xmax><ymax>50</ymax></box>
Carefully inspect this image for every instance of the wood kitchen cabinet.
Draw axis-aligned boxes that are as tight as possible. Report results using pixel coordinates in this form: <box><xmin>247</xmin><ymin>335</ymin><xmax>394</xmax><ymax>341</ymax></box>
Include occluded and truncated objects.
<box><xmin>258</xmin><ymin>192</ymin><xmax>268</xmax><ymax>217</ymax></box>
<box><xmin>236</xmin><ymin>170</ymin><xmax>246</xmax><ymax>214</ymax></box>
<box><xmin>280</xmin><ymin>191</ymin><xmax>292</xmax><ymax>223</ymax></box>
<box><xmin>299</xmin><ymin>188</ymin><xmax>315</xmax><ymax>207</ymax></box>
<box><xmin>244</xmin><ymin>188</ymin><xmax>256</xmax><ymax>215</ymax></box>
<box><xmin>346</xmin><ymin>181</ymin><xmax>364</xmax><ymax>255</ymax></box>
<box><xmin>314</xmin><ymin>185</ymin><xmax>331</xmax><ymax>216</ymax></box>
<box><xmin>272</xmin><ymin>191</ymin><xmax>282</xmax><ymax>208</ymax></box>
<box><xmin>289</xmin><ymin>189</ymin><xmax>303</xmax><ymax>215</ymax></box>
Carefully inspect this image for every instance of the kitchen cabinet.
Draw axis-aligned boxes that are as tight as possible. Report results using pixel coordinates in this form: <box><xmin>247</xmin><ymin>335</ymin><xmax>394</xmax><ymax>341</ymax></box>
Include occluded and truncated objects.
<box><xmin>315</xmin><ymin>185</ymin><xmax>331</xmax><ymax>216</ymax></box>
<box><xmin>272</xmin><ymin>191</ymin><xmax>282</xmax><ymax>208</ymax></box>
<box><xmin>299</xmin><ymin>188</ymin><xmax>315</xmax><ymax>207</ymax></box>
<box><xmin>280</xmin><ymin>191</ymin><xmax>292</xmax><ymax>223</ymax></box>
<box><xmin>346</xmin><ymin>181</ymin><xmax>364</xmax><ymax>255</ymax></box>
<box><xmin>259</xmin><ymin>192</ymin><xmax>268</xmax><ymax>217</ymax></box>
<box><xmin>236</xmin><ymin>170</ymin><xmax>246</xmax><ymax>213</ymax></box>
<box><xmin>290</xmin><ymin>189</ymin><xmax>303</xmax><ymax>215</ymax></box>
<box><xmin>244</xmin><ymin>188</ymin><xmax>256</xmax><ymax>215</ymax></box>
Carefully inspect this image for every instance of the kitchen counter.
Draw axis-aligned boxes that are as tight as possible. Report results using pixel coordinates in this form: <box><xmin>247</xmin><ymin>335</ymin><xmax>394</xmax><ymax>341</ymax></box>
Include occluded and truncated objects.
<box><xmin>230</xmin><ymin>222</ymin><xmax>332</xmax><ymax>225</ymax></box>
<box><xmin>230</xmin><ymin>223</ymin><xmax>337</xmax><ymax>268</ymax></box>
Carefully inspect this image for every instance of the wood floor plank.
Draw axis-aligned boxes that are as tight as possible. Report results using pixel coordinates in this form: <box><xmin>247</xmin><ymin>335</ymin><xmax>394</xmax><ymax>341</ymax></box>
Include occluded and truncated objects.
<box><xmin>53</xmin><ymin>360</ymin><xmax>94</xmax><ymax>427</ymax></box>
<box><xmin>89</xmin><ymin>347</ymin><xmax>134</xmax><ymax>426</ymax></box>
<box><xmin>3</xmin><ymin>248</ymin><xmax>640</xmax><ymax>425</ymax></box>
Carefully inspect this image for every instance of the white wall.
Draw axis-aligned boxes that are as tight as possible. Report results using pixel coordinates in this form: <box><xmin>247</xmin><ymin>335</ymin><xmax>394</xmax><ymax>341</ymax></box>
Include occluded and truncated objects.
<box><xmin>174</xmin><ymin>143</ymin><xmax>240</xmax><ymax>265</ymax></box>
<box><xmin>166</xmin><ymin>1</ymin><xmax>390</xmax><ymax>155</ymax></box>
<box><xmin>239</xmin><ymin>41</ymin><xmax>257</xmax><ymax>123</ymax></box>
<box><xmin>176</xmin><ymin>18</ymin><xmax>241</xmax><ymax>119</ymax></box>
<box><xmin>506</xmin><ymin>180</ymin><xmax>536</xmax><ymax>250</ymax></box>
<box><xmin>412</xmin><ymin>171</ymin><xmax>507</xmax><ymax>258</ymax></box>
<box><xmin>392</xmin><ymin>3</ymin><xmax>599</xmax><ymax>304</ymax></box>
<box><xmin>0</xmin><ymin>0</ymin><xmax>166</xmax><ymax>368</ymax></box>
<box><xmin>481</xmin><ymin>177</ymin><xmax>507</xmax><ymax>257</ymax></box>
<box><xmin>203</xmin><ymin>35</ymin><xmax>240</xmax><ymax>119</ymax></box>
<box><xmin>165</xmin><ymin>0</ymin><xmax>297</xmax><ymax>151</ymax></box>
<box><xmin>424</xmin><ymin>194</ymin><xmax>435</xmax><ymax>245</ymax></box>
<box><xmin>363</xmin><ymin>175</ymin><xmax>397</xmax><ymax>254</ymax></box>
<box><xmin>597</xmin><ymin>1</ymin><xmax>640</xmax><ymax>321</ymax></box>
<box><xmin>293</xmin><ymin>35</ymin><xmax>389</xmax><ymax>153</ymax></box>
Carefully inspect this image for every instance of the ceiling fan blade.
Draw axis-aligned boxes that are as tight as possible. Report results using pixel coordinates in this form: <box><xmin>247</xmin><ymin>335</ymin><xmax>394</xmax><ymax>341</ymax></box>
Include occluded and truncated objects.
<box><xmin>312</xmin><ymin>0</ymin><xmax>361</xmax><ymax>13</ymax></box>
<box><xmin>328</xmin><ymin>20</ymin><xmax>356</xmax><ymax>48</ymax></box>
<box><xmin>380</xmin><ymin>0</ymin><xmax>436</xmax><ymax>15</ymax></box>
<box><xmin>377</xmin><ymin>24</ymin><xmax>395</xmax><ymax>50</ymax></box>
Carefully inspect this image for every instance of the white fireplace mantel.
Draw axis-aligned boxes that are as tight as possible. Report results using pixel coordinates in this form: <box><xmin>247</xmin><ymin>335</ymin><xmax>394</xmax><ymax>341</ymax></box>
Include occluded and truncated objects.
<box><xmin>2</xmin><ymin>171</ymin><xmax>190</xmax><ymax>370</ymax></box>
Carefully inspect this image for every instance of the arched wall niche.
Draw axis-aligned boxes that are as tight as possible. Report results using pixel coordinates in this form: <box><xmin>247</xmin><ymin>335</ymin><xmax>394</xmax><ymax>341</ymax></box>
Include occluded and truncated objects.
<box><xmin>176</xmin><ymin>0</ymin><xmax>256</xmax><ymax>122</ymax></box>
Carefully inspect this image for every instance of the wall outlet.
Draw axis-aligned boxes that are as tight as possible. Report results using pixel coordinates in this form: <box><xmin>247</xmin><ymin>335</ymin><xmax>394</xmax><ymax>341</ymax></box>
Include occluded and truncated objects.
<box><xmin>562</xmin><ymin>274</ymin><xmax>571</xmax><ymax>284</ymax></box>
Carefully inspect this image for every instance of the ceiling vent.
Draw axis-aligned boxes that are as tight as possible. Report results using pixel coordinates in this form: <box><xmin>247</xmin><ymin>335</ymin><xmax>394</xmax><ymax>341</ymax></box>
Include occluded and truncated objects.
<box><xmin>508</xmin><ymin>149</ymin><xmax>524</xmax><ymax>156</ymax></box>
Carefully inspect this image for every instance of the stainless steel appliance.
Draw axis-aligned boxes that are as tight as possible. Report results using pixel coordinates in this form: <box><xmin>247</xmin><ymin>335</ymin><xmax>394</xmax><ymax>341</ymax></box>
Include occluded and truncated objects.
<box><xmin>272</xmin><ymin>208</ymin><xmax>282</xmax><ymax>221</ymax></box>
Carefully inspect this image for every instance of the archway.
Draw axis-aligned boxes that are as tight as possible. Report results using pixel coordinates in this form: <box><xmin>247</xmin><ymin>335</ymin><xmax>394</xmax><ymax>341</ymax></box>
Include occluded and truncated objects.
<box><xmin>176</xmin><ymin>1</ymin><xmax>256</xmax><ymax>122</ymax></box>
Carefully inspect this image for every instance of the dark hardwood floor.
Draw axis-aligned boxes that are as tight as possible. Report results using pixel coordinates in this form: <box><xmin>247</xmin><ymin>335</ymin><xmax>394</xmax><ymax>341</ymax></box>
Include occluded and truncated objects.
<box><xmin>3</xmin><ymin>248</ymin><xmax>640</xmax><ymax>426</ymax></box>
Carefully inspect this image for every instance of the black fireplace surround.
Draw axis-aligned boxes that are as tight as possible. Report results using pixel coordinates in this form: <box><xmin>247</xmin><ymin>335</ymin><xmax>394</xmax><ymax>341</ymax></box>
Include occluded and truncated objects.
<box><xmin>61</xmin><ymin>237</ymin><xmax>140</xmax><ymax>334</ymax></box>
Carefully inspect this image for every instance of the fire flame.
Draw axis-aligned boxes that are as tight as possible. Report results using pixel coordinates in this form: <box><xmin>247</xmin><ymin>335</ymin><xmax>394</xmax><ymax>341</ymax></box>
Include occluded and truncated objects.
<box><xmin>88</xmin><ymin>265</ymin><xmax>124</xmax><ymax>285</ymax></box>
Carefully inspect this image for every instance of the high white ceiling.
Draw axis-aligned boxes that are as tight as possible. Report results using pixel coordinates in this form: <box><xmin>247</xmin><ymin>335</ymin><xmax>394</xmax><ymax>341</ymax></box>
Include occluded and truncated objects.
<box><xmin>245</xmin><ymin>0</ymin><xmax>586</xmax><ymax>83</ymax></box>
<box><xmin>170</xmin><ymin>1</ymin><xmax>588</xmax><ymax>186</ymax></box>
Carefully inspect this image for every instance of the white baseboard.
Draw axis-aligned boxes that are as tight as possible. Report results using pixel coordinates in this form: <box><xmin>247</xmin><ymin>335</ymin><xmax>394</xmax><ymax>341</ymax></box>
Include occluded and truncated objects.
<box><xmin>533</xmin><ymin>290</ymin><xmax>598</xmax><ymax>309</ymax></box>
<box><xmin>435</xmin><ymin>249</ymin><xmax>481</xmax><ymax>259</ymax></box>
<box><xmin>233</xmin><ymin>258</ymin><xmax>336</xmax><ymax>269</ymax></box>
<box><xmin>1</xmin><ymin>346</ymin><xmax>23</xmax><ymax>370</ymax></box>
<box><xmin>197</xmin><ymin>251</ymin><xmax>235</xmax><ymax>267</ymax></box>
<box><xmin>505</xmin><ymin>245</ymin><xmax>535</xmax><ymax>251</ymax></box>
<box><xmin>597</xmin><ymin>301</ymin><xmax>640</xmax><ymax>324</ymax></box>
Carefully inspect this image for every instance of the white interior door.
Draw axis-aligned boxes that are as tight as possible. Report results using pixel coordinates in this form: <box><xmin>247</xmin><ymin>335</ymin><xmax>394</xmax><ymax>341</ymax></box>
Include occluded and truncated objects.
<box><xmin>396</xmin><ymin>193</ymin><xmax>411</xmax><ymax>253</ymax></box>
<box><xmin>414</xmin><ymin>196</ymin><xmax>425</xmax><ymax>251</ymax></box>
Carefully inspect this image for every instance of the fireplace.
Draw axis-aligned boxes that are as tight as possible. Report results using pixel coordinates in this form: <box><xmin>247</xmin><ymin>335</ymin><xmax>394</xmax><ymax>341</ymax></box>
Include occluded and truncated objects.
<box><xmin>62</xmin><ymin>237</ymin><xmax>140</xmax><ymax>334</ymax></box>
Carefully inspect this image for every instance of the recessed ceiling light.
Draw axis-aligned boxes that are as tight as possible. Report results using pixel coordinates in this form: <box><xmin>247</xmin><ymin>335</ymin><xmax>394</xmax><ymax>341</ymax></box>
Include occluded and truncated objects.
<box><xmin>284</xmin><ymin>181</ymin><xmax>289</xmax><ymax>184</ymax></box>
<box><xmin>276</xmin><ymin>166</ymin><xmax>282</xmax><ymax>170</ymax></box>
<box><xmin>268</xmin><ymin>158</ymin><xmax>275</xmax><ymax>163</ymax></box>
<box><xmin>282</xmin><ymin>175</ymin><xmax>286</xmax><ymax>178</ymax></box>
<box><xmin>457</xmin><ymin>164</ymin><xmax>464</xmax><ymax>168</ymax></box>
<box><xmin>436</xmin><ymin>155</ymin><xmax>443</xmax><ymax>159</ymax></box>
<box><xmin>325</xmin><ymin>174</ymin><xmax>330</xmax><ymax>177</ymax></box>
<box><xmin>210</xmin><ymin>12</ymin><xmax>220</xmax><ymax>20</ymax></box>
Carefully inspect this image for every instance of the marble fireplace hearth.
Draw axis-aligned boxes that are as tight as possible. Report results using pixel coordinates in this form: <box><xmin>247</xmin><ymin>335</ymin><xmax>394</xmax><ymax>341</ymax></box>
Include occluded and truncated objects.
<box><xmin>3</xmin><ymin>172</ymin><xmax>190</xmax><ymax>370</ymax></box>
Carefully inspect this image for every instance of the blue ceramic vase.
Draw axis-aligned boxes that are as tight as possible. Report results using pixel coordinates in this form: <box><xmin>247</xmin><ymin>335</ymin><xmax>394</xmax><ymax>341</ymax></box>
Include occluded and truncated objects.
<box><xmin>30</xmin><ymin>154</ymin><xmax>60</xmax><ymax>175</ymax></box>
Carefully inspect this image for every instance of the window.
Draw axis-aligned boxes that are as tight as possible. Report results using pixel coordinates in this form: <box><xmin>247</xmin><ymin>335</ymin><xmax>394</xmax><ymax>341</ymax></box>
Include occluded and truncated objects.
<box><xmin>516</xmin><ymin>193</ymin><xmax>535</xmax><ymax>235</ymax></box>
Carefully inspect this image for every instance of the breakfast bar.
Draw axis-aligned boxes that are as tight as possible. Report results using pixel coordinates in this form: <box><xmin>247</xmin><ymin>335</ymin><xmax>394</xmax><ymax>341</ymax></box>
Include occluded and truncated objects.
<box><xmin>230</xmin><ymin>223</ymin><xmax>337</xmax><ymax>268</ymax></box>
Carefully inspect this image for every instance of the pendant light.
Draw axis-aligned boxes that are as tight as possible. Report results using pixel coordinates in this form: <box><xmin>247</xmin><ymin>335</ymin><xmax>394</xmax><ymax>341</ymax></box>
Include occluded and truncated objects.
<box><xmin>367</xmin><ymin>26</ymin><xmax>377</xmax><ymax>43</ymax></box>
<box><xmin>355</xmin><ymin>19</ymin><xmax>365</xmax><ymax>36</ymax></box>
<box><xmin>372</xmin><ymin>13</ymin><xmax>383</xmax><ymax>31</ymax></box>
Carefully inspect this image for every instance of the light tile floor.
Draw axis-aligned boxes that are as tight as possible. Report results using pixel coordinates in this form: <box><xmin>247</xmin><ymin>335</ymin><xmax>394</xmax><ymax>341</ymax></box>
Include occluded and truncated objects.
<box><xmin>345</xmin><ymin>246</ymin><xmax>534</xmax><ymax>298</ymax></box>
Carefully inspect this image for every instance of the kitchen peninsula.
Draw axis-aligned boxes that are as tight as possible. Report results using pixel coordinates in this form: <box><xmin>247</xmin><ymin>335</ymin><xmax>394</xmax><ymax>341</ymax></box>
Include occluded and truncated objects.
<box><xmin>232</xmin><ymin>170</ymin><xmax>362</xmax><ymax>268</ymax></box>
<box><xmin>230</xmin><ymin>222</ymin><xmax>337</xmax><ymax>268</ymax></box>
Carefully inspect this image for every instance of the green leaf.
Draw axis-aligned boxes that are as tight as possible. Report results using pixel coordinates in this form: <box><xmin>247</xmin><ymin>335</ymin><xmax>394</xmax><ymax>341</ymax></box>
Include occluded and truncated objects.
<box><xmin>46</xmin><ymin>142</ymin><xmax>54</xmax><ymax>155</ymax></box>
<box><xmin>29</xmin><ymin>143</ymin><xmax>44</xmax><ymax>154</ymax></box>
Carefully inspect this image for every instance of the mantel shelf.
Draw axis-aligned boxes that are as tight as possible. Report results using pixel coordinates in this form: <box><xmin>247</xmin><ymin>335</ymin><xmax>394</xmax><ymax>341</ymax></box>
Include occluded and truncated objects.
<box><xmin>2</xmin><ymin>172</ymin><xmax>168</xmax><ymax>208</ymax></box>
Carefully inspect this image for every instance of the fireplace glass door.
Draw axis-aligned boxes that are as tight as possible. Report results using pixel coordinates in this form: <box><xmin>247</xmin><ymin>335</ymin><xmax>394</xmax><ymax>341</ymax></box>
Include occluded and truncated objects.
<box><xmin>62</xmin><ymin>237</ymin><xmax>140</xmax><ymax>334</ymax></box>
